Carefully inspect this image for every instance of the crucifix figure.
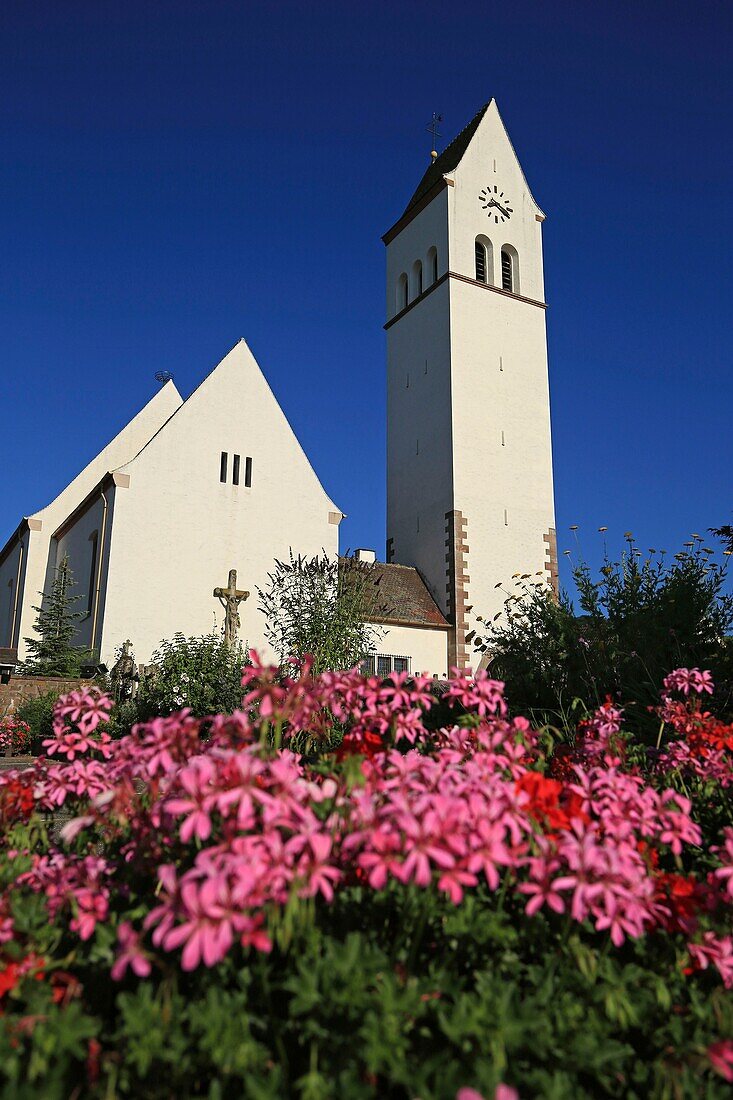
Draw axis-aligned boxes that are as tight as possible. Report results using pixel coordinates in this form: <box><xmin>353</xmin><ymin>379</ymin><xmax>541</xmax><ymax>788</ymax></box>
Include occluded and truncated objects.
<box><xmin>213</xmin><ymin>569</ymin><xmax>249</xmax><ymax>648</ymax></box>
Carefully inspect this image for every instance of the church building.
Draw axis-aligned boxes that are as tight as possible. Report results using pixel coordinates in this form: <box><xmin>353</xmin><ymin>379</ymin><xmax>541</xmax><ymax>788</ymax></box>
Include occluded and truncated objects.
<box><xmin>0</xmin><ymin>100</ymin><xmax>556</xmax><ymax>680</ymax></box>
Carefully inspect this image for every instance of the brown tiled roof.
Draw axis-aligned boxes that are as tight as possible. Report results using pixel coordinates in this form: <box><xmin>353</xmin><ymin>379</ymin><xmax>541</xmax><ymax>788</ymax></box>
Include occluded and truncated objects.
<box><xmin>359</xmin><ymin>561</ymin><xmax>449</xmax><ymax>630</ymax></box>
<box><xmin>402</xmin><ymin>101</ymin><xmax>491</xmax><ymax>216</ymax></box>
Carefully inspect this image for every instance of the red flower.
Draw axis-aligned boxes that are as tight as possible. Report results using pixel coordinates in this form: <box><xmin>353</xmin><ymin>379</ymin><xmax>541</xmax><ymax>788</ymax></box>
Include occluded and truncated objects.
<box><xmin>516</xmin><ymin>772</ymin><xmax>589</xmax><ymax>835</ymax></box>
<box><xmin>50</xmin><ymin>970</ymin><xmax>82</xmax><ymax>1006</ymax></box>
<box><xmin>653</xmin><ymin>872</ymin><xmax>703</xmax><ymax>934</ymax></box>
<box><xmin>0</xmin><ymin>963</ymin><xmax>20</xmax><ymax>998</ymax></box>
<box><xmin>0</xmin><ymin>777</ymin><xmax>34</xmax><ymax>824</ymax></box>
<box><xmin>87</xmin><ymin>1038</ymin><xmax>102</xmax><ymax>1085</ymax></box>
<box><xmin>336</xmin><ymin>730</ymin><xmax>383</xmax><ymax>761</ymax></box>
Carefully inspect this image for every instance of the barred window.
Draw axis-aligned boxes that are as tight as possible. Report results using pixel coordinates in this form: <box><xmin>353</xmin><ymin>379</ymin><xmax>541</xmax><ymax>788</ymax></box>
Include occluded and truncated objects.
<box><xmin>362</xmin><ymin>653</ymin><xmax>412</xmax><ymax>677</ymax></box>
<box><xmin>377</xmin><ymin>655</ymin><xmax>391</xmax><ymax>677</ymax></box>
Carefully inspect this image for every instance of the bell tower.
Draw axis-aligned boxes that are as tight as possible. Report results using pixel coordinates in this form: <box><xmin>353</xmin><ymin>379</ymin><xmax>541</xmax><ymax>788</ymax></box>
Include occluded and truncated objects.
<box><xmin>384</xmin><ymin>100</ymin><xmax>557</xmax><ymax>670</ymax></box>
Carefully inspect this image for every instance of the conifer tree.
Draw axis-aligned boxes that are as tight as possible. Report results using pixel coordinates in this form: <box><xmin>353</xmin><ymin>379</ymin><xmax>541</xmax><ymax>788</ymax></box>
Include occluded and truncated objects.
<box><xmin>22</xmin><ymin>555</ymin><xmax>88</xmax><ymax>677</ymax></box>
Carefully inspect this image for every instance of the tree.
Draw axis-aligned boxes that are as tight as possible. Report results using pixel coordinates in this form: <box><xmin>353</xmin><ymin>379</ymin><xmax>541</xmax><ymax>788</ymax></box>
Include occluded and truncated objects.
<box><xmin>258</xmin><ymin>552</ymin><xmax>386</xmax><ymax>673</ymax></box>
<box><xmin>478</xmin><ymin>537</ymin><xmax>733</xmax><ymax>738</ymax></box>
<box><xmin>711</xmin><ymin>524</ymin><xmax>733</xmax><ymax>553</ymax></box>
<box><xmin>21</xmin><ymin>555</ymin><xmax>88</xmax><ymax>677</ymax></box>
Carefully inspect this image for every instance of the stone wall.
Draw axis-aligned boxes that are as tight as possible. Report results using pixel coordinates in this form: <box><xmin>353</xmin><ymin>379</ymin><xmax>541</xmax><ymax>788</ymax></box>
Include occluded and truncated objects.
<box><xmin>0</xmin><ymin>676</ymin><xmax>93</xmax><ymax>718</ymax></box>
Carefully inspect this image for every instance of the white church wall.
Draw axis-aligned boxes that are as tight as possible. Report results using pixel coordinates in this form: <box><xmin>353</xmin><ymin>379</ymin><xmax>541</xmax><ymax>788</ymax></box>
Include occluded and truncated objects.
<box><xmin>386</xmin><ymin>279</ymin><xmax>454</xmax><ymax>617</ymax></box>
<box><xmin>10</xmin><ymin>381</ymin><xmax>182</xmax><ymax>661</ymax></box>
<box><xmin>386</xmin><ymin>189</ymin><xmax>449</xmax><ymax>320</ymax></box>
<box><xmin>370</xmin><ymin>622</ymin><xmax>448</xmax><ymax>679</ymax></box>
<box><xmin>449</xmin><ymin>282</ymin><xmax>555</xmax><ymax>637</ymax></box>
<box><xmin>386</xmin><ymin>192</ymin><xmax>455</xmax><ymax>618</ymax></box>
<box><xmin>97</xmin><ymin>341</ymin><xmax>342</xmax><ymax>666</ymax></box>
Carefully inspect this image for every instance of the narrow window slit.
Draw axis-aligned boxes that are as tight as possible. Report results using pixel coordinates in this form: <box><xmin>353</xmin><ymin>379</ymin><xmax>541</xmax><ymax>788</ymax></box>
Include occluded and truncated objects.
<box><xmin>220</xmin><ymin>452</ymin><xmax>228</xmax><ymax>483</ymax></box>
<box><xmin>245</xmin><ymin>457</ymin><xmax>252</xmax><ymax>488</ymax></box>
<box><xmin>232</xmin><ymin>455</ymin><xmax>240</xmax><ymax>485</ymax></box>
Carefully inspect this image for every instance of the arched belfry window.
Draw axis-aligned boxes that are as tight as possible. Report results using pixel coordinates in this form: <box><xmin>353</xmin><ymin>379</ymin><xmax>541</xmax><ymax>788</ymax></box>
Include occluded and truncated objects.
<box><xmin>412</xmin><ymin>259</ymin><xmax>423</xmax><ymax>299</ymax></box>
<box><xmin>475</xmin><ymin>240</ymin><xmax>487</xmax><ymax>283</ymax></box>
<box><xmin>397</xmin><ymin>272</ymin><xmax>408</xmax><ymax>312</ymax></box>
<box><xmin>427</xmin><ymin>246</ymin><xmax>438</xmax><ymax>284</ymax></box>
<box><xmin>501</xmin><ymin>246</ymin><xmax>519</xmax><ymax>293</ymax></box>
<box><xmin>475</xmin><ymin>236</ymin><xmax>494</xmax><ymax>285</ymax></box>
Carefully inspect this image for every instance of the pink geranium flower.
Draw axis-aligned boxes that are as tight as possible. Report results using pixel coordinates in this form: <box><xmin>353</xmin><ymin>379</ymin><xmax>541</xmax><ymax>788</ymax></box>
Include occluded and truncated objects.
<box><xmin>708</xmin><ymin>1040</ymin><xmax>733</xmax><ymax>1083</ymax></box>
<box><xmin>111</xmin><ymin>922</ymin><xmax>152</xmax><ymax>981</ymax></box>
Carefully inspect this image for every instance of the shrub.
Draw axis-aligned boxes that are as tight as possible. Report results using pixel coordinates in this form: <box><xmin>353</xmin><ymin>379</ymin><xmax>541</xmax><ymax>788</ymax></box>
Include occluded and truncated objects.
<box><xmin>0</xmin><ymin>661</ymin><xmax>731</xmax><ymax>1096</ymax></box>
<box><xmin>15</xmin><ymin>690</ymin><xmax>59</xmax><ymax>755</ymax></box>
<box><xmin>134</xmin><ymin>632</ymin><xmax>248</xmax><ymax>720</ymax></box>
<box><xmin>480</xmin><ymin>536</ymin><xmax>733</xmax><ymax>738</ymax></box>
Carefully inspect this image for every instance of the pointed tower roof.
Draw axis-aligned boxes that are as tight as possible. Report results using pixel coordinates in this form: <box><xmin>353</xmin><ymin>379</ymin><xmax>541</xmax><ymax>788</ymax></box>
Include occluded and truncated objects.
<box><xmin>384</xmin><ymin>99</ymin><xmax>543</xmax><ymax>245</ymax></box>
<box><xmin>403</xmin><ymin>101</ymin><xmax>492</xmax><ymax>216</ymax></box>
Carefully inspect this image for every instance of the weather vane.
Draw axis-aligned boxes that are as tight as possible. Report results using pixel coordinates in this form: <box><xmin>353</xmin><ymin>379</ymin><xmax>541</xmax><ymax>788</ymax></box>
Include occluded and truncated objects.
<box><xmin>426</xmin><ymin>112</ymin><xmax>443</xmax><ymax>159</ymax></box>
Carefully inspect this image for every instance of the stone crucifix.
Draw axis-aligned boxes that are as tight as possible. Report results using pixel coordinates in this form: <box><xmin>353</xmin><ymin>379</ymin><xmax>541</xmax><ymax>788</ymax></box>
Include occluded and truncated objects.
<box><xmin>213</xmin><ymin>569</ymin><xmax>249</xmax><ymax>648</ymax></box>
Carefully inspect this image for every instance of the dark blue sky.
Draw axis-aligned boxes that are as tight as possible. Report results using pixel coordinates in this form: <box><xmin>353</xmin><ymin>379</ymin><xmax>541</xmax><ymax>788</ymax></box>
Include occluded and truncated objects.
<box><xmin>2</xmin><ymin>1</ymin><xmax>731</xmax><ymax>586</ymax></box>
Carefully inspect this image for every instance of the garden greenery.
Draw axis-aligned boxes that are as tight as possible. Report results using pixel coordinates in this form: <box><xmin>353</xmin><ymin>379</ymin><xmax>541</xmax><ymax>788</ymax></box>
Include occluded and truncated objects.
<box><xmin>21</xmin><ymin>554</ymin><xmax>89</xmax><ymax>678</ymax></box>
<box><xmin>0</xmin><ymin>655</ymin><xmax>731</xmax><ymax>1097</ymax></box>
<box><xmin>15</xmin><ymin>690</ymin><xmax>59</xmax><ymax>755</ymax></box>
<box><xmin>134</xmin><ymin>632</ymin><xmax>248</xmax><ymax>721</ymax></box>
<box><xmin>479</xmin><ymin>536</ymin><xmax>733</xmax><ymax>736</ymax></box>
<box><xmin>258</xmin><ymin>552</ymin><xmax>386</xmax><ymax>674</ymax></box>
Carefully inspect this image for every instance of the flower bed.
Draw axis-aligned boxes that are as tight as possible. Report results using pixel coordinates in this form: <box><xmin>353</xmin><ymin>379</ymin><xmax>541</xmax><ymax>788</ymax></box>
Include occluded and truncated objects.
<box><xmin>0</xmin><ymin>716</ymin><xmax>31</xmax><ymax>756</ymax></box>
<box><xmin>0</xmin><ymin>657</ymin><xmax>731</xmax><ymax>1097</ymax></box>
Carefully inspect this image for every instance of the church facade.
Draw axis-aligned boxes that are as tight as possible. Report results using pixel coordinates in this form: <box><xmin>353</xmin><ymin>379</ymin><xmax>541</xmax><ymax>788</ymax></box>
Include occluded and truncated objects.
<box><xmin>0</xmin><ymin>100</ymin><xmax>555</xmax><ymax>680</ymax></box>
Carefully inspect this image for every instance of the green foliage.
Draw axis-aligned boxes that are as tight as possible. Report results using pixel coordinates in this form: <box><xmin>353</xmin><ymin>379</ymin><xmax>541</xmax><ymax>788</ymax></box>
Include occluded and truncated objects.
<box><xmin>15</xmin><ymin>690</ymin><xmax>59</xmax><ymax>755</ymax></box>
<box><xmin>258</xmin><ymin>552</ymin><xmax>386</xmax><ymax>674</ymax></box>
<box><xmin>1</xmin><ymin>883</ymin><xmax>731</xmax><ymax>1098</ymax></box>
<box><xmin>135</xmin><ymin>632</ymin><xmax>248</xmax><ymax>719</ymax></box>
<box><xmin>20</xmin><ymin>555</ymin><xmax>89</xmax><ymax>677</ymax></box>
<box><xmin>481</xmin><ymin>538</ymin><xmax>733</xmax><ymax>737</ymax></box>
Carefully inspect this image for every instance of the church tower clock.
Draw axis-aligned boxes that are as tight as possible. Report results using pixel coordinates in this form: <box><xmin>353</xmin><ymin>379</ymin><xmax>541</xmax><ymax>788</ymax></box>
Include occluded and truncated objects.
<box><xmin>383</xmin><ymin>100</ymin><xmax>557</xmax><ymax>670</ymax></box>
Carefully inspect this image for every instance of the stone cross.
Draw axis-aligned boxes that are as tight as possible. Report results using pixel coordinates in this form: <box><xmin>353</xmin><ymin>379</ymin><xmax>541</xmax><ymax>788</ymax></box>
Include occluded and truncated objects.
<box><xmin>213</xmin><ymin>569</ymin><xmax>249</xmax><ymax>648</ymax></box>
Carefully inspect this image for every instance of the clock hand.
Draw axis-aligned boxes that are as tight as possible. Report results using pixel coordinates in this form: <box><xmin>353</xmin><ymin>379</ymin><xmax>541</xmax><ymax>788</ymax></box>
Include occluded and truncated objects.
<box><xmin>495</xmin><ymin>202</ymin><xmax>510</xmax><ymax>217</ymax></box>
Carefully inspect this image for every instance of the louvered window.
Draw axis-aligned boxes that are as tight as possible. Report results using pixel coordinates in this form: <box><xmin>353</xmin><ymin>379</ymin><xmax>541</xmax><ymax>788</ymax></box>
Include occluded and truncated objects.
<box><xmin>501</xmin><ymin>250</ymin><xmax>513</xmax><ymax>291</ymax></box>
<box><xmin>475</xmin><ymin>241</ymin><xmax>487</xmax><ymax>283</ymax></box>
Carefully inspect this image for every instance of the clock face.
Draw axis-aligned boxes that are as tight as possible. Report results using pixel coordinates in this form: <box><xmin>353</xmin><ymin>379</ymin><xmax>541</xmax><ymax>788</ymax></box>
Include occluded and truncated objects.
<box><xmin>478</xmin><ymin>185</ymin><xmax>513</xmax><ymax>223</ymax></box>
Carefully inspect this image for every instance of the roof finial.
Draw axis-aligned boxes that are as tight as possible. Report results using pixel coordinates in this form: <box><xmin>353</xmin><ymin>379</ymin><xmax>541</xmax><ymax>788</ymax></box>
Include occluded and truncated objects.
<box><xmin>426</xmin><ymin>112</ymin><xmax>443</xmax><ymax>161</ymax></box>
